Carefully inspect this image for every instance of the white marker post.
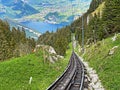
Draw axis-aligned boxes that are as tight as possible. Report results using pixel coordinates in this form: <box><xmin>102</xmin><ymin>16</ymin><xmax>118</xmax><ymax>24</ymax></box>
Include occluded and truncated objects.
<box><xmin>29</xmin><ymin>77</ymin><xmax>32</xmax><ymax>85</ymax></box>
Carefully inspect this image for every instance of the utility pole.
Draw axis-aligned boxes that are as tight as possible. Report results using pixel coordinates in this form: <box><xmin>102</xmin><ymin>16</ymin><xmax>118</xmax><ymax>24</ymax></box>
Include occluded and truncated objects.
<box><xmin>71</xmin><ymin>0</ymin><xmax>74</xmax><ymax>52</ymax></box>
<box><xmin>81</xmin><ymin>15</ymin><xmax>84</xmax><ymax>53</ymax></box>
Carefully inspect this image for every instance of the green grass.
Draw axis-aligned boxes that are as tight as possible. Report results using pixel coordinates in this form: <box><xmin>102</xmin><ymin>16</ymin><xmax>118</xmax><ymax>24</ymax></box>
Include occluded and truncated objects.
<box><xmin>0</xmin><ymin>45</ymin><xmax>72</xmax><ymax>90</ymax></box>
<box><xmin>82</xmin><ymin>34</ymin><xmax>120</xmax><ymax>90</ymax></box>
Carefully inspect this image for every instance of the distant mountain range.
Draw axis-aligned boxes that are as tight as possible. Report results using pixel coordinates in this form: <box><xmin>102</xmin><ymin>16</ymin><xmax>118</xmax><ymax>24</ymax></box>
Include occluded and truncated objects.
<box><xmin>0</xmin><ymin>0</ymin><xmax>39</xmax><ymax>18</ymax></box>
<box><xmin>0</xmin><ymin>0</ymin><xmax>92</xmax><ymax>23</ymax></box>
<box><xmin>0</xmin><ymin>0</ymin><xmax>92</xmax><ymax>39</ymax></box>
<box><xmin>5</xmin><ymin>18</ymin><xmax>41</xmax><ymax>39</ymax></box>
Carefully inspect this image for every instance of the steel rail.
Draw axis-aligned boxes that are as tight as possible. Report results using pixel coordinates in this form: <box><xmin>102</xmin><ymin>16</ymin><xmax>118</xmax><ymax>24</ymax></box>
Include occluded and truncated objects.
<box><xmin>47</xmin><ymin>52</ymin><xmax>85</xmax><ymax>90</ymax></box>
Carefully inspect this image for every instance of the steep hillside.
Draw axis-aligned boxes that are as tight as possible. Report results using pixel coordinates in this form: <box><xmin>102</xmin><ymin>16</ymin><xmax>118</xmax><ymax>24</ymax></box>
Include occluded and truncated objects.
<box><xmin>37</xmin><ymin>0</ymin><xmax>120</xmax><ymax>57</ymax></box>
<box><xmin>73</xmin><ymin>0</ymin><xmax>120</xmax><ymax>89</ymax></box>
<box><xmin>82</xmin><ymin>34</ymin><xmax>120</xmax><ymax>89</ymax></box>
<box><xmin>37</xmin><ymin>27</ymin><xmax>71</xmax><ymax>56</ymax></box>
<box><xmin>0</xmin><ymin>19</ymin><xmax>36</xmax><ymax>61</ymax></box>
<box><xmin>0</xmin><ymin>44</ymin><xmax>72</xmax><ymax>90</ymax></box>
<box><xmin>37</xmin><ymin>0</ymin><xmax>106</xmax><ymax>56</ymax></box>
<box><xmin>75</xmin><ymin>1</ymin><xmax>120</xmax><ymax>89</ymax></box>
<box><xmin>72</xmin><ymin>0</ymin><xmax>120</xmax><ymax>45</ymax></box>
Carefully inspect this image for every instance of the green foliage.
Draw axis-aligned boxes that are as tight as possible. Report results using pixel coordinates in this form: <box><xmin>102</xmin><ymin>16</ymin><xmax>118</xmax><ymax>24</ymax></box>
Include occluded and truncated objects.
<box><xmin>0</xmin><ymin>43</ymin><xmax>72</xmax><ymax>90</ymax></box>
<box><xmin>54</xmin><ymin>37</ymin><xmax>68</xmax><ymax>56</ymax></box>
<box><xmin>73</xmin><ymin>0</ymin><xmax>120</xmax><ymax>89</ymax></box>
<box><xmin>70</xmin><ymin>0</ymin><xmax>119</xmax><ymax>46</ymax></box>
<box><xmin>0</xmin><ymin>19</ymin><xmax>36</xmax><ymax>61</ymax></box>
<box><xmin>38</xmin><ymin>0</ymin><xmax>119</xmax><ymax>56</ymax></box>
<box><xmin>102</xmin><ymin>0</ymin><xmax>120</xmax><ymax>34</ymax></box>
<box><xmin>83</xmin><ymin>34</ymin><xmax>120</xmax><ymax>90</ymax></box>
<box><xmin>88</xmin><ymin>0</ymin><xmax>104</xmax><ymax>13</ymax></box>
<box><xmin>37</xmin><ymin>26</ymin><xmax>71</xmax><ymax>56</ymax></box>
<box><xmin>87</xmin><ymin>14</ymin><xmax>105</xmax><ymax>43</ymax></box>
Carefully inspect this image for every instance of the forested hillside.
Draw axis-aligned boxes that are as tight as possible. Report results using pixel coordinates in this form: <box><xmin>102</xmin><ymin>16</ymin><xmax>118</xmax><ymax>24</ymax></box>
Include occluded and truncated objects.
<box><xmin>73</xmin><ymin>0</ymin><xmax>119</xmax><ymax>45</ymax></box>
<box><xmin>37</xmin><ymin>27</ymin><xmax>71</xmax><ymax>56</ymax></box>
<box><xmin>0</xmin><ymin>0</ymin><xmax>119</xmax><ymax>89</ymax></box>
<box><xmin>37</xmin><ymin>0</ymin><xmax>120</xmax><ymax>55</ymax></box>
<box><xmin>0</xmin><ymin>20</ymin><xmax>36</xmax><ymax>61</ymax></box>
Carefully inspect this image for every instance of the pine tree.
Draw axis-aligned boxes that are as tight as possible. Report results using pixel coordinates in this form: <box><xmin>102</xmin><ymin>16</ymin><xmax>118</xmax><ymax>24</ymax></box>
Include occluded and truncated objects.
<box><xmin>0</xmin><ymin>19</ymin><xmax>36</xmax><ymax>61</ymax></box>
<box><xmin>102</xmin><ymin>0</ymin><xmax>120</xmax><ymax>34</ymax></box>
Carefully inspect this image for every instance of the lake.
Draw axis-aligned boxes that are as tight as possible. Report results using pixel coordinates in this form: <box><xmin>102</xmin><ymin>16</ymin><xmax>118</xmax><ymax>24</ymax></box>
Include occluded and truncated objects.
<box><xmin>21</xmin><ymin>21</ymin><xmax>69</xmax><ymax>34</ymax></box>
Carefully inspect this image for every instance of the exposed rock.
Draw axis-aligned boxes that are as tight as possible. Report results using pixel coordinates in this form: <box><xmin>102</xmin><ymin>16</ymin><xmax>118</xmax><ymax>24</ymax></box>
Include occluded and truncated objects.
<box><xmin>112</xmin><ymin>34</ymin><xmax>117</xmax><ymax>41</ymax></box>
<box><xmin>88</xmin><ymin>86</ymin><xmax>93</xmax><ymax>90</ymax></box>
<box><xmin>86</xmin><ymin>45</ymin><xmax>90</xmax><ymax>48</ymax></box>
<box><xmin>34</xmin><ymin>45</ymin><xmax>64</xmax><ymax>63</ymax></box>
<box><xmin>84</xmin><ymin>88</ymin><xmax>88</xmax><ymax>90</ymax></box>
<box><xmin>76</xmin><ymin>53</ymin><xmax>105</xmax><ymax>90</ymax></box>
<box><xmin>109</xmin><ymin>46</ymin><xmax>119</xmax><ymax>55</ymax></box>
<box><xmin>57</xmin><ymin>55</ymin><xmax>64</xmax><ymax>59</ymax></box>
<box><xmin>52</xmin><ymin>56</ymin><xmax>57</xmax><ymax>61</ymax></box>
<box><xmin>49</xmin><ymin>56</ymin><xmax>55</xmax><ymax>64</ymax></box>
<box><xmin>49</xmin><ymin>46</ymin><xmax>56</xmax><ymax>54</ymax></box>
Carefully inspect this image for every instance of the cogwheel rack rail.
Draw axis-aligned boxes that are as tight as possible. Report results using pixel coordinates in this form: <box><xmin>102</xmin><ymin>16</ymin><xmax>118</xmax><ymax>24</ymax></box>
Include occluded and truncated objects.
<box><xmin>47</xmin><ymin>52</ymin><xmax>86</xmax><ymax>90</ymax></box>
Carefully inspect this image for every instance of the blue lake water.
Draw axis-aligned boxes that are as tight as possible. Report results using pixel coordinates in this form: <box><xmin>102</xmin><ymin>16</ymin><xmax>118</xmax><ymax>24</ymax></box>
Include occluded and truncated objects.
<box><xmin>21</xmin><ymin>21</ymin><xmax>69</xmax><ymax>34</ymax></box>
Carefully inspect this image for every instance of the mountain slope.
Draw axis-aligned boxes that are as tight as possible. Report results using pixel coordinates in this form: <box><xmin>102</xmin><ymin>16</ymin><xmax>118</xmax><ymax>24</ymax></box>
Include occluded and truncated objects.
<box><xmin>11</xmin><ymin>0</ymin><xmax>39</xmax><ymax>18</ymax></box>
<box><xmin>69</xmin><ymin>0</ymin><xmax>120</xmax><ymax>45</ymax></box>
<box><xmin>22</xmin><ymin>0</ymin><xmax>92</xmax><ymax>23</ymax></box>
<box><xmin>82</xmin><ymin>34</ymin><xmax>120</xmax><ymax>89</ymax></box>
<box><xmin>0</xmin><ymin>0</ymin><xmax>39</xmax><ymax>18</ymax></box>
<box><xmin>5</xmin><ymin>18</ymin><xmax>41</xmax><ymax>39</ymax></box>
<box><xmin>0</xmin><ymin>44</ymin><xmax>72</xmax><ymax>90</ymax></box>
<box><xmin>0</xmin><ymin>0</ymin><xmax>92</xmax><ymax>24</ymax></box>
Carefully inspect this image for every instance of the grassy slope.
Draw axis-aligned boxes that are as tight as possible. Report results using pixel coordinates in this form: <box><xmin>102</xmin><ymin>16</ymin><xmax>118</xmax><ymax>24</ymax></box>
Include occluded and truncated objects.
<box><xmin>83</xmin><ymin>34</ymin><xmax>120</xmax><ymax>90</ymax></box>
<box><xmin>0</xmin><ymin>45</ymin><xmax>72</xmax><ymax>90</ymax></box>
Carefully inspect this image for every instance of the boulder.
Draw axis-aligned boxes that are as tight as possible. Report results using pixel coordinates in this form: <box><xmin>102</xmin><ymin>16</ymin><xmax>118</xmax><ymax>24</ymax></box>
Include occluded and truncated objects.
<box><xmin>52</xmin><ymin>56</ymin><xmax>58</xmax><ymax>61</ymax></box>
<box><xmin>49</xmin><ymin>46</ymin><xmax>56</xmax><ymax>54</ymax></box>
<box><xmin>49</xmin><ymin>56</ymin><xmax>55</xmax><ymax>64</ymax></box>
<box><xmin>57</xmin><ymin>55</ymin><xmax>64</xmax><ymax>59</ymax></box>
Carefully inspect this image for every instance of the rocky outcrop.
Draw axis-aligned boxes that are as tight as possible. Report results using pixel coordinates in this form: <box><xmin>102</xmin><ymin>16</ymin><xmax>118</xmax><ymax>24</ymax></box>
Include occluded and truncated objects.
<box><xmin>112</xmin><ymin>34</ymin><xmax>117</xmax><ymax>41</ymax></box>
<box><xmin>34</xmin><ymin>45</ymin><xmax>64</xmax><ymax>63</ymax></box>
<box><xmin>78</xmin><ymin>55</ymin><xmax>105</xmax><ymax>90</ymax></box>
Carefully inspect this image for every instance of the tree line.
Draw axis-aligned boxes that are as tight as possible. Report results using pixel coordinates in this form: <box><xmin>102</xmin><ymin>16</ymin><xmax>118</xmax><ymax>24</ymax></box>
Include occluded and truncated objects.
<box><xmin>74</xmin><ymin>0</ymin><xmax>120</xmax><ymax>45</ymax></box>
<box><xmin>37</xmin><ymin>0</ymin><xmax>120</xmax><ymax>56</ymax></box>
<box><xmin>0</xmin><ymin>19</ymin><xmax>36</xmax><ymax>61</ymax></box>
<box><xmin>37</xmin><ymin>26</ymin><xmax>71</xmax><ymax>56</ymax></box>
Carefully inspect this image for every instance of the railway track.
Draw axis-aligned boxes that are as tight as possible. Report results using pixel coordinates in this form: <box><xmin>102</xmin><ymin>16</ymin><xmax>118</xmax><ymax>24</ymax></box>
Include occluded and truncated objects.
<box><xmin>47</xmin><ymin>52</ymin><xmax>87</xmax><ymax>90</ymax></box>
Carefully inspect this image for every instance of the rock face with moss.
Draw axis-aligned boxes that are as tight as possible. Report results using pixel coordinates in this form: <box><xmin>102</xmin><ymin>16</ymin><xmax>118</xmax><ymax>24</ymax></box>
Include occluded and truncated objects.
<box><xmin>34</xmin><ymin>45</ymin><xmax>64</xmax><ymax>63</ymax></box>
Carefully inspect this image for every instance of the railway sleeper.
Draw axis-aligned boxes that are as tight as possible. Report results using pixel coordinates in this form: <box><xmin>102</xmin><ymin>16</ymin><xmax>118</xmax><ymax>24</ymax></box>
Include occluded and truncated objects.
<box><xmin>69</xmin><ymin>84</ymin><xmax>80</xmax><ymax>90</ymax></box>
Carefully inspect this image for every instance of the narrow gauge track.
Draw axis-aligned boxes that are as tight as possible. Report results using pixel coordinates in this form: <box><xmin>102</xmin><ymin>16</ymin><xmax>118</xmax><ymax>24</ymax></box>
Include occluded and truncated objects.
<box><xmin>47</xmin><ymin>52</ymin><xmax>86</xmax><ymax>90</ymax></box>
